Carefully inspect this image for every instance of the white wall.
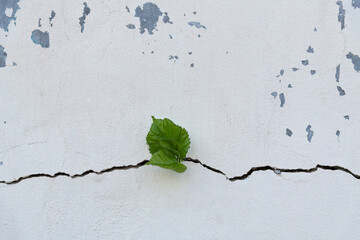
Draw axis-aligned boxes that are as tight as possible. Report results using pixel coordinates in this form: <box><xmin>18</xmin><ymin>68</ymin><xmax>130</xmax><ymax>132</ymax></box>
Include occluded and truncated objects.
<box><xmin>1</xmin><ymin>0</ymin><xmax>360</xmax><ymax>239</ymax></box>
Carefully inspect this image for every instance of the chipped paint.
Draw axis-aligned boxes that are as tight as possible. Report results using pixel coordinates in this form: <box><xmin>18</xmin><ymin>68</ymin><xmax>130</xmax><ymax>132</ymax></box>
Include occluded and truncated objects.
<box><xmin>337</xmin><ymin>86</ymin><xmax>345</xmax><ymax>96</ymax></box>
<box><xmin>126</xmin><ymin>24</ymin><xmax>135</xmax><ymax>29</ymax></box>
<box><xmin>190</xmin><ymin>63</ymin><xmax>194</xmax><ymax>68</ymax></box>
<box><xmin>79</xmin><ymin>2</ymin><xmax>90</xmax><ymax>33</ymax></box>
<box><xmin>49</xmin><ymin>10</ymin><xmax>56</xmax><ymax>27</ymax></box>
<box><xmin>125</xmin><ymin>6</ymin><xmax>130</xmax><ymax>13</ymax></box>
<box><xmin>302</xmin><ymin>60</ymin><xmax>309</xmax><ymax>66</ymax></box>
<box><xmin>280</xmin><ymin>69</ymin><xmax>284</xmax><ymax>76</ymax></box>
<box><xmin>163</xmin><ymin>12</ymin><xmax>173</xmax><ymax>24</ymax></box>
<box><xmin>344</xmin><ymin>115</ymin><xmax>350</xmax><ymax>120</ymax></box>
<box><xmin>279</xmin><ymin>93</ymin><xmax>285</xmax><ymax>107</ymax></box>
<box><xmin>188</xmin><ymin>21</ymin><xmax>207</xmax><ymax>29</ymax></box>
<box><xmin>168</xmin><ymin>55</ymin><xmax>179</xmax><ymax>61</ymax></box>
<box><xmin>336</xmin><ymin>1</ymin><xmax>345</xmax><ymax>30</ymax></box>
<box><xmin>31</xmin><ymin>29</ymin><xmax>50</xmax><ymax>48</ymax></box>
<box><xmin>271</xmin><ymin>91</ymin><xmax>277</xmax><ymax>98</ymax></box>
<box><xmin>292</xmin><ymin>67</ymin><xmax>299</xmax><ymax>72</ymax></box>
<box><xmin>0</xmin><ymin>45</ymin><xmax>7</xmax><ymax>67</ymax></box>
<box><xmin>286</xmin><ymin>128</ymin><xmax>293</xmax><ymax>137</ymax></box>
<box><xmin>335</xmin><ymin>64</ymin><xmax>340</xmax><ymax>82</ymax></box>
<box><xmin>310</xmin><ymin>70</ymin><xmax>316</xmax><ymax>75</ymax></box>
<box><xmin>307</xmin><ymin>46</ymin><xmax>314</xmax><ymax>53</ymax></box>
<box><xmin>0</xmin><ymin>0</ymin><xmax>20</xmax><ymax>32</ymax></box>
<box><xmin>336</xmin><ymin>130</ymin><xmax>340</xmax><ymax>137</ymax></box>
<box><xmin>135</xmin><ymin>2</ymin><xmax>162</xmax><ymax>35</ymax></box>
<box><xmin>288</xmin><ymin>84</ymin><xmax>292</xmax><ymax>88</ymax></box>
<box><xmin>38</xmin><ymin>18</ymin><xmax>41</xmax><ymax>27</ymax></box>
<box><xmin>346</xmin><ymin>52</ymin><xmax>360</xmax><ymax>72</ymax></box>
<box><xmin>352</xmin><ymin>0</ymin><xmax>360</xmax><ymax>8</ymax></box>
<box><xmin>306</xmin><ymin>125</ymin><xmax>314</xmax><ymax>143</ymax></box>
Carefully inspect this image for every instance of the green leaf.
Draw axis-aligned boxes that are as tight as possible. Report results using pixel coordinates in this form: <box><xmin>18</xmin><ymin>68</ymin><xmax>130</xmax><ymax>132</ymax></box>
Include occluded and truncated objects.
<box><xmin>147</xmin><ymin>150</ymin><xmax>187</xmax><ymax>173</ymax></box>
<box><xmin>146</xmin><ymin>116</ymin><xmax>190</xmax><ymax>160</ymax></box>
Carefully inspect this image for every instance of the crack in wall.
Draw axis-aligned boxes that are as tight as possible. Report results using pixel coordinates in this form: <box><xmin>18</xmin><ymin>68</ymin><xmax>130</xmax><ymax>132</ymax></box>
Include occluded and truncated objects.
<box><xmin>1</xmin><ymin>158</ymin><xmax>359</xmax><ymax>185</ymax></box>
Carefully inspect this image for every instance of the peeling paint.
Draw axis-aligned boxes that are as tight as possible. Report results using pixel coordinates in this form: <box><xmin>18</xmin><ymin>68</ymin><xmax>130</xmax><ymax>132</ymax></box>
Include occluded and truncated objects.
<box><xmin>336</xmin><ymin>1</ymin><xmax>345</xmax><ymax>30</ymax></box>
<box><xmin>125</xmin><ymin>6</ymin><xmax>130</xmax><ymax>13</ymax></box>
<box><xmin>352</xmin><ymin>0</ymin><xmax>360</xmax><ymax>8</ymax></box>
<box><xmin>0</xmin><ymin>0</ymin><xmax>20</xmax><ymax>32</ymax></box>
<box><xmin>279</xmin><ymin>93</ymin><xmax>285</xmax><ymax>107</ymax></box>
<box><xmin>49</xmin><ymin>10</ymin><xmax>56</xmax><ymax>27</ymax></box>
<box><xmin>346</xmin><ymin>52</ymin><xmax>360</xmax><ymax>72</ymax></box>
<box><xmin>168</xmin><ymin>55</ymin><xmax>179</xmax><ymax>61</ymax></box>
<box><xmin>335</xmin><ymin>64</ymin><xmax>340</xmax><ymax>82</ymax></box>
<box><xmin>79</xmin><ymin>2</ymin><xmax>91</xmax><ymax>33</ymax></box>
<box><xmin>271</xmin><ymin>91</ymin><xmax>277</xmax><ymax>98</ymax></box>
<box><xmin>288</xmin><ymin>84</ymin><xmax>292</xmax><ymax>88</ymax></box>
<box><xmin>280</xmin><ymin>69</ymin><xmax>284</xmax><ymax>76</ymax></box>
<box><xmin>188</xmin><ymin>21</ymin><xmax>207</xmax><ymax>29</ymax></box>
<box><xmin>337</xmin><ymin>86</ymin><xmax>345</xmax><ymax>96</ymax></box>
<box><xmin>302</xmin><ymin>60</ymin><xmax>309</xmax><ymax>66</ymax></box>
<box><xmin>126</xmin><ymin>24</ymin><xmax>135</xmax><ymax>29</ymax></box>
<box><xmin>286</xmin><ymin>128</ymin><xmax>293</xmax><ymax>137</ymax></box>
<box><xmin>344</xmin><ymin>115</ymin><xmax>349</xmax><ymax>120</ymax></box>
<box><xmin>307</xmin><ymin>46</ymin><xmax>314</xmax><ymax>53</ymax></box>
<box><xmin>311</xmin><ymin>70</ymin><xmax>316</xmax><ymax>75</ymax></box>
<box><xmin>0</xmin><ymin>45</ymin><xmax>7</xmax><ymax>67</ymax></box>
<box><xmin>135</xmin><ymin>2</ymin><xmax>162</xmax><ymax>35</ymax></box>
<box><xmin>163</xmin><ymin>12</ymin><xmax>173</xmax><ymax>24</ymax></box>
<box><xmin>31</xmin><ymin>29</ymin><xmax>50</xmax><ymax>48</ymax></box>
<box><xmin>292</xmin><ymin>67</ymin><xmax>299</xmax><ymax>72</ymax></box>
<box><xmin>306</xmin><ymin>125</ymin><xmax>314</xmax><ymax>143</ymax></box>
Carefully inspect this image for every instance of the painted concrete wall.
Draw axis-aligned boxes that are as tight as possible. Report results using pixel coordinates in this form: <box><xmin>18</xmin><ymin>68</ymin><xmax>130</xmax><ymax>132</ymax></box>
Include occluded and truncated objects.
<box><xmin>1</xmin><ymin>0</ymin><xmax>360</xmax><ymax>239</ymax></box>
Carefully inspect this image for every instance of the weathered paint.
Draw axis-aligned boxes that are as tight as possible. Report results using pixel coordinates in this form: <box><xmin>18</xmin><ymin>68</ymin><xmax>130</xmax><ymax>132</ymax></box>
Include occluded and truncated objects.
<box><xmin>0</xmin><ymin>45</ymin><xmax>7</xmax><ymax>67</ymax></box>
<box><xmin>49</xmin><ymin>10</ymin><xmax>56</xmax><ymax>27</ymax></box>
<box><xmin>188</xmin><ymin>21</ymin><xmax>207</xmax><ymax>29</ymax></box>
<box><xmin>346</xmin><ymin>52</ymin><xmax>360</xmax><ymax>72</ymax></box>
<box><xmin>162</xmin><ymin>12</ymin><xmax>173</xmax><ymax>24</ymax></box>
<box><xmin>135</xmin><ymin>2</ymin><xmax>162</xmax><ymax>35</ymax></box>
<box><xmin>337</xmin><ymin>86</ymin><xmax>346</xmax><ymax>96</ymax></box>
<box><xmin>79</xmin><ymin>2</ymin><xmax>90</xmax><ymax>33</ymax></box>
<box><xmin>31</xmin><ymin>29</ymin><xmax>50</xmax><ymax>48</ymax></box>
<box><xmin>279</xmin><ymin>93</ymin><xmax>285</xmax><ymax>107</ymax></box>
<box><xmin>0</xmin><ymin>0</ymin><xmax>20</xmax><ymax>32</ymax></box>
<box><xmin>126</xmin><ymin>24</ymin><xmax>135</xmax><ymax>29</ymax></box>
<box><xmin>336</xmin><ymin>1</ymin><xmax>345</xmax><ymax>30</ymax></box>
<box><xmin>286</xmin><ymin>128</ymin><xmax>293</xmax><ymax>137</ymax></box>
<box><xmin>335</xmin><ymin>64</ymin><xmax>340</xmax><ymax>82</ymax></box>
<box><xmin>301</xmin><ymin>60</ymin><xmax>309</xmax><ymax>66</ymax></box>
<box><xmin>271</xmin><ymin>91</ymin><xmax>277</xmax><ymax>98</ymax></box>
<box><xmin>307</xmin><ymin>46</ymin><xmax>314</xmax><ymax>53</ymax></box>
<box><xmin>310</xmin><ymin>70</ymin><xmax>316</xmax><ymax>75</ymax></box>
<box><xmin>352</xmin><ymin>0</ymin><xmax>360</xmax><ymax>8</ymax></box>
<box><xmin>306</xmin><ymin>125</ymin><xmax>314</xmax><ymax>142</ymax></box>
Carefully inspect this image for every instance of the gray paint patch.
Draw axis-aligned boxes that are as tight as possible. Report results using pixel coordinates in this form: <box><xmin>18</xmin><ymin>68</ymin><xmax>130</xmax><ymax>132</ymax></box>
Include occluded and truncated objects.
<box><xmin>346</xmin><ymin>52</ymin><xmax>360</xmax><ymax>72</ymax></box>
<box><xmin>335</xmin><ymin>64</ymin><xmax>340</xmax><ymax>82</ymax></box>
<box><xmin>163</xmin><ymin>12</ymin><xmax>173</xmax><ymax>24</ymax></box>
<box><xmin>0</xmin><ymin>0</ymin><xmax>20</xmax><ymax>32</ymax></box>
<box><xmin>126</xmin><ymin>24</ymin><xmax>135</xmax><ymax>29</ymax></box>
<box><xmin>352</xmin><ymin>0</ymin><xmax>360</xmax><ymax>8</ymax></box>
<box><xmin>311</xmin><ymin>70</ymin><xmax>316</xmax><ymax>75</ymax></box>
<box><xmin>188</xmin><ymin>21</ymin><xmax>207</xmax><ymax>29</ymax></box>
<box><xmin>302</xmin><ymin>60</ymin><xmax>309</xmax><ymax>66</ymax></box>
<box><xmin>79</xmin><ymin>2</ymin><xmax>91</xmax><ymax>33</ymax></box>
<box><xmin>0</xmin><ymin>45</ymin><xmax>7</xmax><ymax>68</ymax></box>
<box><xmin>31</xmin><ymin>29</ymin><xmax>50</xmax><ymax>48</ymax></box>
<box><xmin>344</xmin><ymin>115</ymin><xmax>349</xmax><ymax>120</ymax></box>
<box><xmin>337</xmin><ymin>86</ymin><xmax>345</xmax><ymax>96</ymax></box>
<box><xmin>292</xmin><ymin>67</ymin><xmax>299</xmax><ymax>72</ymax></box>
<box><xmin>279</xmin><ymin>93</ymin><xmax>285</xmax><ymax>107</ymax></box>
<box><xmin>286</xmin><ymin>128</ymin><xmax>293</xmax><ymax>137</ymax></box>
<box><xmin>307</xmin><ymin>46</ymin><xmax>314</xmax><ymax>53</ymax></box>
<box><xmin>271</xmin><ymin>91</ymin><xmax>277</xmax><ymax>98</ymax></box>
<box><xmin>306</xmin><ymin>125</ymin><xmax>314</xmax><ymax>143</ymax></box>
<box><xmin>49</xmin><ymin>10</ymin><xmax>56</xmax><ymax>26</ymax></box>
<box><xmin>135</xmin><ymin>2</ymin><xmax>162</xmax><ymax>35</ymax></box>
<box><xmin>336</xmin><ymin>1</ymin><xmax>345</xmax><ymax>30</ymax></box>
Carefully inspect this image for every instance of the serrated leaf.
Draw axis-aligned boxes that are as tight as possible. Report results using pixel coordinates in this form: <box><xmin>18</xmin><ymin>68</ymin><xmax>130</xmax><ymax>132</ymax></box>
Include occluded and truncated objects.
<box><xmin>146</xmin><ymin>150</ymin><xmax>187</xmax><ymax>173</ymax></box>
<box><xmin>146</xmin><ymin>116</ymin><xmax>190</xmax><ymax>160</ymax></box>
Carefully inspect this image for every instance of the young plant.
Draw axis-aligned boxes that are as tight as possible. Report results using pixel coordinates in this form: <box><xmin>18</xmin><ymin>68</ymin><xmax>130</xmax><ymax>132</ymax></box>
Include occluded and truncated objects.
<box><xmin>146</xmin><ymin>116</ymin><xmax>191</xmax><ymax>173</ymax></box>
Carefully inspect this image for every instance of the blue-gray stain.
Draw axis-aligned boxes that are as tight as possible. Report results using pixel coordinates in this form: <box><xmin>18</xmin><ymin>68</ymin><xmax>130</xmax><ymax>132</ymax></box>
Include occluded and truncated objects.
<box><xmin>337</xmin><ymin>86</ymin><xmax>345</xmax><ymax>96</ymax></box>
<box><xmin>126</xmin><ymin>6</ymin><xmax>130</xmax><ymax>13</ymax></box>
<box><xmin>79</xmin><ymin>2</ymin><xmax>91</xmax><ymax>33</ymax></box>
<box><xmin>0</xmin><ymin>45</ymin><xmax>7</xmax><ymax>68</ymax></box>
<box><xmin>38</xmin><ymin>18</ymin><xmax>42</xmax><ymax>27</ymax></box>
<box><xmin>346</xmin><ymin>52</ymin><xmax>360</xmax><ymax>72</ymax></box>
<box><xmin>311</xmin><ymin>70</ymin><xmax>316</xmax><ymax>75</ymax></box>
<box><xmin>279</xmin><ymin>93</ymin><xmax>285</xmax><ymax>107</ymax></box>
<box><xmin>163</xmin><ymin>12</ymin><xmax>173</xmax><ymax>24</ymax></box>
<box><xmin>335</xmin><ymin>64</ymin><xmax>340</xmax><ymax>82</ymax></box>
<box><xmin>49</xmin><ymin>10</ymin><xmax>56</xmax><ymax>26</ymax></box>
<box><xmin>307</xmin><ymin>46</ymin><xmax>314</xmax><ymax>53</ymax></box>
<box><xmin>286</xmin><ymin>128</ymin><xmax>293</xmax><ymax>137</ymax></box>
<box><xmin>169</xmin><ymin>55</ymin><xmax>179</xmax><ymax>60</ymax></box>
<box><xmin>292</xmin><ymin>67</ymin><xmax>299</xmax><ymax>72</ymax></box>
<box><xmin>31</xmin><ymin>29</ymin><xmax>50</xmax><ymax>48</ymax></box>
<box><xmin>344</xmin><ymin>115</ymin><xmax>349</xmax><ymax>120</ymax></box>
<box><xmin>306</xmin><ymin>125</ymin><xmax>314</xmax><ymax>143</ymax></box>
<box><xmin>288</xmin><ymin>84</ymin><xmax>292</xmax><ymax>88</ymax></box>
<box><xmin>271</xmin><ymin>91</ymin><xmax>277</xmax><ymax>99</ymax></box>
<box><xmin>336</xmin><ymin>130</ymin><xmax>340</xmax><ymax>137</ymax></box>
<box><xmin>352</xmin><ymin>0</ymin><xmax>360</xmax><ymax>8</ymax></box>
<box><xmin>280</xmin><ymin>69</ymin><xmax>284</xmax><ymax>76</ymax></box>
<box><xmin>302</xmin><ymin>60</ymin><xmax>309</xmax><ymax>66</ymax></box>
<box><xmin>0</xmin><ymin>0</ymin><xmax>20</xmax><ymax>32</ymax></box>
<box><xmin>190</xmin><ymin>63</ymin><xmax>194</xmax><ymax>68</ymax></box>
<box><xmin>188</xmin><ymin>21</ymin><xmax>207</xmax><ymax>29</ymax></box>
<box><xmin>135</xmin><ymin>2</ymin><xmax>162</xmax><ymax>35</ymax></box>
<box><xmin>336</xmin><ymin>1</ymin><xmax>345</xmax><ymax>30</ymax></box>
<box><xmin>126</xmin><ymin>24</ymin><xmax>135</xmax><ymax>29</ymax></box>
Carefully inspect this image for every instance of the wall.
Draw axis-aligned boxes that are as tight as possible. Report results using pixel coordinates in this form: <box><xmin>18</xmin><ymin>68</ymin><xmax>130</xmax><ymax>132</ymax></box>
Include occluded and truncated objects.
<box><xmin>1</xmin><ymin>0</ymin><xmax>360</xmax><ymax>239</ymax></box>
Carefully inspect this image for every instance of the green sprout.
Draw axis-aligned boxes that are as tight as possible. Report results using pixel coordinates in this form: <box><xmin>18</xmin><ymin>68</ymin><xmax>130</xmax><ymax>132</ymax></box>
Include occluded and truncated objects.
<box><xmin>146</xmin><ymin>116</ymin><xmax>191</xmax><ymax>173</ymax></box>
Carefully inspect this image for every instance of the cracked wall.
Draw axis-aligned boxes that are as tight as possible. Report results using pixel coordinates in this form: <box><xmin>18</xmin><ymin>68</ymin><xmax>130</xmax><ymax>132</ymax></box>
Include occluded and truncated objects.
<box><xmin>0</xmin><ymin>0</ymin><xmax>360</xmax><ymax>239</ymax></box>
